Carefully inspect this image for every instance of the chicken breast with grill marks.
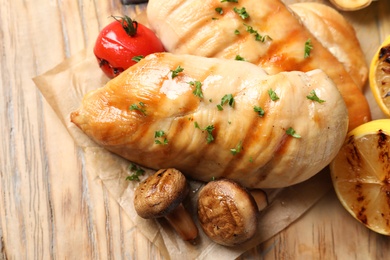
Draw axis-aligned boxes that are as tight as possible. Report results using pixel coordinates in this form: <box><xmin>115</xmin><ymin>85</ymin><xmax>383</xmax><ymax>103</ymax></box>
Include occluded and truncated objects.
<box><xmin>71</xmin><ymin>53</ymin><xmax>348</xmax><ymax>188</ymax></box>
<box><xmin>146</xmin><ymin>0</ymin><xmax>370</xmax><ymax>131</ymax></box>
<box><xmin>289</xmin><ymin>2</ymin><xmax>368</xmax><ymax>90</ymax></box>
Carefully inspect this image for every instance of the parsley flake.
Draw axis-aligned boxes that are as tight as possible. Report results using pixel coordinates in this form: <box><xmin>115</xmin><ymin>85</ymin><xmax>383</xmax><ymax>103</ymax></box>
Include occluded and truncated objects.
<box><xmin>286</xmin><ymin>127</ymin><xmax>301</xmax><ymax>139</ymax></box>
<box><xmin>235</xmin><ymin>55</ymin><xmax>245</xmax><ymax>61</ymax></box>
<box><xmin>215</xmin><ymin>7</ymin><xmax>223</xmax><ymax>14</ymax></box>
<box><xmin>155</xmin><ymin>139</ymin><xmax>168</xmax><ymax>145</ymax></box>
<box><xmin>254</xmin><ymin>106</ymin><xmax>265</xmax><ymax>117</ymax></box>
<box><xmin>189</xmin><ymin>81</ymin><xmax>204</xmax><ymax>98</ymax></box>
<box><xmin>221</xmin><ymin>94</ymin><xmax>235</xmax><ymax>107</ymax></box>
<box><xmin>231</xmin><ymin>141</ymin><xmax>243</xmax><ymax>155</ymax></box>
<box><xmin>154</xmin><ymin>130</ymin><xmax>168</xmax><ymax>145</ymax></box>
<box><xmin>154</xmin><ymin>130</ymin><xmax>165</xmax><ymax>138</ymax></box>
<box><xmin>194</xmin><ymin>122</ymin><xmax>215</xmax><ymax>143</ymax></box>
<box><xmin>125</xmin><ymin>163</ymin><xmax>145</xmax><ymax>182</ymax></box>
<box><xmin>306</xmin><ymin>90</ymin><xmax>325</xmax><ymax>103</ymax></box>
<box><xmin>304</xmin><ymin>39</ymin><xmax>313</xmax><ymax>58</ymax></box>
<box><xmin>132</xmin><ymin>55</ymin><xmax>144</xmax><ymax>63</ymax></box>
<box><xmin>234</xmin><ymin>7</ymin><xmax>250</xmax><ymax>19</ymax></box>
<box><xmin>171</xmin><ymin>65</ymin><xmax>184</xmax><ymax>78</ymax></box>
<box><xmin>129</xmin><ymin>102</ymin><xmax>146</xmax><ymax>115</ymax></box>
<box><xmin>268</xmin><ymin>89</ymin><xmax>279</xmax><ymax>101</ymax></box>
<box><xmin>244</xmin><ymin>24</ymin><xmax>272</xmax><ymax>42</ymax></box>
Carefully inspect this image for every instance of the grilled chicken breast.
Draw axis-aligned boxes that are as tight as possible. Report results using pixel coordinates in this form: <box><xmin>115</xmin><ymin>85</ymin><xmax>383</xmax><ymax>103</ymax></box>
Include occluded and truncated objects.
<box><xmin>289</xmin><ymin>2</ymin><xmax>368</xmax><ymax>90</ymax></box>
<box><xmin>71</xmin><ymin>53</ymin><xmax>348</xmax><ymax>188</ymax></box>
<box><xmin>146</xmin><ymin>0</ymin><xmax>370</xmax><ymax>130</ymax></box>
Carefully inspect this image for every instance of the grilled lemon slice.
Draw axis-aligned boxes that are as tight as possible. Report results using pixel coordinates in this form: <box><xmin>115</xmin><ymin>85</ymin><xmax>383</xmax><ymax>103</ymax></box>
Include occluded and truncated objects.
<box><xmin>370</xmin><ymin>35</ymin><xmax>390</xmax><ymax>117</ymax></box>
<box><xmin>330</xmin><ymin>119</ymin><xmax>390</xmax><ymax>235</ymax></box>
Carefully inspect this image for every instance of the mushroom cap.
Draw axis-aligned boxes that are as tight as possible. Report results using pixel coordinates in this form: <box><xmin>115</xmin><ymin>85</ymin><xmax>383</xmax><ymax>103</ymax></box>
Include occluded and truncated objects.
<box><xmin>134</xmin><ymin>168</ymin><xmax>188</xmax><ymax>219</ymax></box>
<box><xmin>197</xmin><ymin>179</ymin><xmax>258</xmax><ymax>246</ymax></box>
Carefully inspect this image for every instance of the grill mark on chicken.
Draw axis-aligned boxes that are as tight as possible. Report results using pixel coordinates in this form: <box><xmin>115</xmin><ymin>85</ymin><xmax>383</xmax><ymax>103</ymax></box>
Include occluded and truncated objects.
<box><xmin>257</xmin><ymin>30</ymin><xmax>312</xmax><ymax>73</ymax></box>
<box><xmin>220</xmin><ymin>114</ymin><xmax>265</xmax><ymax>181</ymax></box>
<box><xmin>218</xmin><ymin>83</ymin><xmax>277</xmax><ymax>181</ymax></box>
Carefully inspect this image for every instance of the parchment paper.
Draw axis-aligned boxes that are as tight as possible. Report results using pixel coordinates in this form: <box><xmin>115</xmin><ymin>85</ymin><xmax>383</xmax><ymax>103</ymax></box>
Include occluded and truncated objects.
<box><xmin>33</xmin><ymin>47</ymin><xmax>333</xmax><ymax>259</ymax></box>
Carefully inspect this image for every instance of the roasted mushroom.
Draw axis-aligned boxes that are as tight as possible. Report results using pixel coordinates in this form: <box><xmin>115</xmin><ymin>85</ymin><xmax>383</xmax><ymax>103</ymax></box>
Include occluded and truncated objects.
<box><xmin>197</xmin><ymin>179</ymin><xmax>265</xmax><ymax>246</ymax></box>
<box><xmin>134</xmin><ymin>168</ymin><xmax>198</xmax><ymax>241</ymax></box>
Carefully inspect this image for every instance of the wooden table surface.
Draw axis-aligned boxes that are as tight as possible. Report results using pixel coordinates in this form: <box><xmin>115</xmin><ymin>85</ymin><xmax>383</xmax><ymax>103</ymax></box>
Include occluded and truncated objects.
<box><xmin>1</xmin><ymin>0</ymin><xmax>389</xmax><ymax>259</ymax></box>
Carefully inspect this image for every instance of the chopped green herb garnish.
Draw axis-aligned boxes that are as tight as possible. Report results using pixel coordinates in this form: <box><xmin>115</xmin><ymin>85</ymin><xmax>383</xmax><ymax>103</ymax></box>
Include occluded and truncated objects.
<box><xmin>286</xmin><ymin>127</ymin><xmax>301</xmax><ymax>138</ymax></box>
<box><xmin>171</xmin><ymin>65</ymin><xmax>184</xmax><ymax>78</ymax></box>
<box><xmin>221</xmin><ymin>94</ymin><xmax>235</xmax><ymax>107</ymax></box>
<box><xmin>155</xmin><ymin>138</ymin><xmax>168</xmax><ymax>145</ymax></box>
<box><xmin>189</xmin><ymin>81</ymin><xmax>203</xmax><ymax>98</ymax></box>
<box><xmin>254</xmin><ymin>106</ymin><xmax>265</xmax><ymax>117</ymax></box>
<box><xmin>268</xmin><ymin>89</ymin><xmax>279</xmax><ymax>101</ymax></box>
<box><xmin>249</xmin><ymin>156</ymin><xmax>253</xmax><ymax>163</ymax></box>
<box><xmin>125</xmin><ymin>163</ymin><xmax>145</xmax><ymax>182</ymax></box>
<box><xmin>235</xmin><ymin>55</ymin><xmax>245</xmax><ymax>61</ymax></box>
<box><xmin>231</xmin><ymin>141</ymin><xmax>243</xmax><ymax>155</ymax></box>
<box><xmin>194</xmin><ymin>122</ymin><xmax>215</xmax><ymax>143</ymax></box>
<box><xmin>234</xmin><ymin>29</ymin><xmax>240</xmax><ymax>35</ymax></box>
<box><xmin>306</xmin><ymin>90</ymin><xmax>325</xmax><ymax>103</ymax></box>
<box><xmin>304</xmin><ymin>39</ymin><xmax>313</xmax><ymax>58</ymax></box>
<box><xmin>234</xmin><ymin>7</ymin><xmax>249</xmax><ymax>19</ymax></box>
<box><xmin>217</xmin><ymin>94</ymin><xmax>235</xmax><ymax>110</ymax></box>
<box><xmin>132</xmin><ymin>55</ymin><xmax>144</xmax><ymax>63</ymax></box>
<box><xmin>154</xmin><ymin>130</ymin><xmax>168</xmax><ymax>145</ymax></box>
<box><xmin>129</xmin><ymin>102</ymin><xmax>146</xmax><ymax>115</ymax></box>
<box><xmin>154</xmin><ymin>130</ymin><xmax>165</xmax><ymax>138</ymax></box>
<box><xmin>260</xmin><ymin>34</ymin><xmax>272</xmax><ymax>42</ymax></box>
<box><xmin>244</xmin><ymin>24</ymin><xmax>256</xmax><ymax>33</ymax></box>
<box><xmin>244</xmin><ymin>24</ymin><xmax>272</xmax><ymax>42</ymax></box>
<box><xmin>215</xmin><ymin>7</ymin><xmax>223</xmax><ymax>14</ymax></box>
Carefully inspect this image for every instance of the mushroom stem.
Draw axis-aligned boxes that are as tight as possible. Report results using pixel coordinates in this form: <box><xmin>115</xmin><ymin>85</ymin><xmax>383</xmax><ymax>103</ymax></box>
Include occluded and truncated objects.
<box><xmin>165</xmin><ymin>203</ymin><xmax>198</xmax><ymax>241</ymax></box>
<box><xmin>250</xmin><ymin>189</ymin><xmax>269</xmax><ymax>212</ymax></box>
<box><xmin>133</xmin><ymin>168</ymin><xmax>198</xmax><ymax>242</ymax></box>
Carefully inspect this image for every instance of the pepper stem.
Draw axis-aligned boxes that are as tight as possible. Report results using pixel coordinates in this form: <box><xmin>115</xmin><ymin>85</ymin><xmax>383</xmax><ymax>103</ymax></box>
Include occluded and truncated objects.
<box><xmin>111</xmin><ymin>15</ymin><xmax>138</xmax><ymax>37</ymax></box>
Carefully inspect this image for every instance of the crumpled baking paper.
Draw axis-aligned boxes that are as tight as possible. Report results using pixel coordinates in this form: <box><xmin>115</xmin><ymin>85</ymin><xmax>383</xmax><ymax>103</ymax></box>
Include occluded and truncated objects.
<box><xmin>33</xmin><ymin>47</ymin><xmax>333</xmax><ymax>260</ymax></box>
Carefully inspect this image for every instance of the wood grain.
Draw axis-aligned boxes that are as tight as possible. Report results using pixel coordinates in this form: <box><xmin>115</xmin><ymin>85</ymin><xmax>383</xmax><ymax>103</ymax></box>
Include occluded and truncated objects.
<box><xmin>0</xmin><ymin>0</ymin><xmax>389</xmax><ymax>259</ymax></box>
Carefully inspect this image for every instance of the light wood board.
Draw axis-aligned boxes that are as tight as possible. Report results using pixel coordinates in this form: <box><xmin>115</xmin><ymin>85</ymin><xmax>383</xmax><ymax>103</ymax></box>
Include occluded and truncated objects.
<box><xmin>0</xmin><ymin>0</ymin><xmax>389</xmax><ymax>259</ymax></box>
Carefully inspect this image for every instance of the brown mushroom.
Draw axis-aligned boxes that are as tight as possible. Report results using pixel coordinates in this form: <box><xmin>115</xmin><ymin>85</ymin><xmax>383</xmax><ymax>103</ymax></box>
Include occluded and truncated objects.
<box><xmin>134</xmin><ymin>168</ymin><xmax>198</xmax><ymax>241</ymax></box>
<box><xmin>197</xmin><ymin>179</ymin><xmax>264</xmax><ymax>246</ymax></box>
